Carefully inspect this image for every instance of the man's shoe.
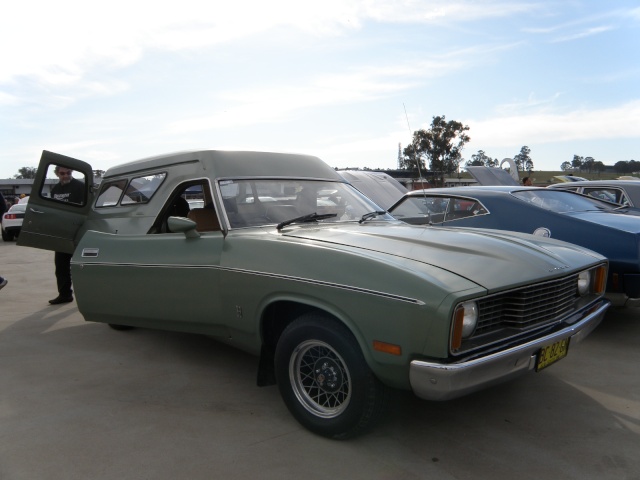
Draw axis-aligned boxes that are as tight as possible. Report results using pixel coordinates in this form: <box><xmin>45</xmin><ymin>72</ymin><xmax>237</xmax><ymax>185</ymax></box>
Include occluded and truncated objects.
<box><xmin>0</xmin><ymin>278</ymin><xmax>7</xmax><ymax>290</ymax></box>
<box><xmin>49</xmin><ymin>295</ymin><xmax>73</xmax><ymax>305</ymax></box>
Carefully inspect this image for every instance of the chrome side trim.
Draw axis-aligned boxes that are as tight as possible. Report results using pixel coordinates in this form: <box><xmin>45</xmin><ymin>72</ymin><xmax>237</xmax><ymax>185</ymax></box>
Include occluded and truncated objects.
<box><xmin>409</xmin><ymin>300</ymin><xmax>610</xmax><ymax>401</ymax></box>
<box><xmin>71</xmin><ymin>260</ymin><xmax>425</xmax><ymax>305</ymax></box>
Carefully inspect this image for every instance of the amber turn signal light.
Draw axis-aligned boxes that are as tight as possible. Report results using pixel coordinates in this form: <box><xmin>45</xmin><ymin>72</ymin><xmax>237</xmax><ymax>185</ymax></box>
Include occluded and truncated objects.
<box><xmin>373</xmin><ymin>340</ymin><xmax>402</xmax><ymax>356</ymax></box>
<box><xmin>594</xmin><ymin>265</ymin><xmax>607</xmax><ymax>294</ymax></box>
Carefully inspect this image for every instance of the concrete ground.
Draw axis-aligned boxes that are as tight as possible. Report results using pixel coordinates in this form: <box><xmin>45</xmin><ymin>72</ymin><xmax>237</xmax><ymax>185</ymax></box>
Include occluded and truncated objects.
<box><xmin>1</xmin><ymin>240</ymin><xmax>639</xmax><ymax>480</ymax></box>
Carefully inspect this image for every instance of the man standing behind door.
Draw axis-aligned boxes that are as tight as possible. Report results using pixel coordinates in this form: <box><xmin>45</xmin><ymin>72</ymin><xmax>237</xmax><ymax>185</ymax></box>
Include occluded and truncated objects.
<box><xmin>49</xmin><ymin>165</ymin><xmax>84</xmax><ymax>305</ymax></box>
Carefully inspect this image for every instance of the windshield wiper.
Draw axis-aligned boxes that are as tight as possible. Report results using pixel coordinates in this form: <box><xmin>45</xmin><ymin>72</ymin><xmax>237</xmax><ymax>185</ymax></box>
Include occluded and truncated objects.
<box><xmin>359</xmin><ymin>210</ymin><xmax>387</xmax><ymax>224</ymax></box>
<box><xmin>276</xmin><ymin>212</ymin><xmax>337</xmax><ymax>230</ymax></box>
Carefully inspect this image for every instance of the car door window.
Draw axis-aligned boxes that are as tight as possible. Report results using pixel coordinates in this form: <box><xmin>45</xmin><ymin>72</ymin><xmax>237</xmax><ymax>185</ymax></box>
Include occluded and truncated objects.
<box><xmin>582</xmin><ymin>188</ymin><xmax>628</xmax><ymax>206</ymax></box>
<box><xmin>42</xmin><ymin>163</ymin><xmax>88</xmax><ymax>206</ymax></box>
<box><xmin>154</xmin><ymin>180</ymin><xmax>219</xmax><ymax>234</ymax></box>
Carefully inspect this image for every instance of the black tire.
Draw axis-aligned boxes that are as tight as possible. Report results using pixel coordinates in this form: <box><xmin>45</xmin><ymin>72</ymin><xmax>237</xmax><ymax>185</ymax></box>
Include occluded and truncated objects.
<box><xmin>2</xmin><ymin>230</ymin><xmax>12</xmax><ymax>241</ymax></box>
<box><xmin>274</xmin><ymin>313</ymin><xmax>389</xmax><ymax>439</ymax></box>
<box><xmin>108</xmin><ymin>324</ymin><xmax>135</xmax><ymax>331</ymax></box>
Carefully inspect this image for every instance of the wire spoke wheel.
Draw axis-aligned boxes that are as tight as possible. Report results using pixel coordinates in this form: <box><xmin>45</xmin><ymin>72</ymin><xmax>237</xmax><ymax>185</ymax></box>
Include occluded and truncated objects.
<box><xmin>275</xmin><ymin>314</ymin><xmax>389</xmax><ymax>438</ymax></box>
<box><xmin>289</xmin><ymin>340</ymin><xmax>351</xmax><ymax>418</ymax></box>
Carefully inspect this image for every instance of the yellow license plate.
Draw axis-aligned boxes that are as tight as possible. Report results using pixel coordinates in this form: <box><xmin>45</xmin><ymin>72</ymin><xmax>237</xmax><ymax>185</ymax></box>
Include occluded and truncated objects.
<box><xmin>536</xmin><ymin>338</ymin><xmax>570</xmax><ymax>372</ymax></box>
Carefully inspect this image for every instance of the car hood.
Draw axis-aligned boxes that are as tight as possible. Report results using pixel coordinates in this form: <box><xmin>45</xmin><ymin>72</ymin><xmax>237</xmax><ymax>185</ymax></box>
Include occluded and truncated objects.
<box><xmin>283</xmin><ymin>223</ymin><xmax>602</xmax><ymax>292</ymax></box>
<box><xmin>566</xmin><ymin>210</ymin><xmax>640</xmax><ymax>233</ymax></box>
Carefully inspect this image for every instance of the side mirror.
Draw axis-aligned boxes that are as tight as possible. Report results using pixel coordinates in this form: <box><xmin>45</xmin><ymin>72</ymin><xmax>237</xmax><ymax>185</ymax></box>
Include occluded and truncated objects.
<box><xmin>167</xmin><ymin>216</ymin><xmax>200</xmax><ymax>238</ymax></box>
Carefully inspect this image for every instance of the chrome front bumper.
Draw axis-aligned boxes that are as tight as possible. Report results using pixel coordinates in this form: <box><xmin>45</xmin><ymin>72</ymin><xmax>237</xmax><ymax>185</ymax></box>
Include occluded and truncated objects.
<box><xmin>409</xmin><ymin>300</ymin><xmax>610</xmax><ymax>401</ymax></box>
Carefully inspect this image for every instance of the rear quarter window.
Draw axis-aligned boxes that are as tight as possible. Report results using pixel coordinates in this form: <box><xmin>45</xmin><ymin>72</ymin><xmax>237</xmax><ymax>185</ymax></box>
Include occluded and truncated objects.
<box><xmin>96</xmin><ymin>173</ymin><xmax>166</xmax><ymax>207</ymax></box>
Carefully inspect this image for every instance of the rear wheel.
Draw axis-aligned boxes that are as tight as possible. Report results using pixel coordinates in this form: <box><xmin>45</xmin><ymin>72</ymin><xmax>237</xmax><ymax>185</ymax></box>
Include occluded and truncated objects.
<box><xmin>274</xmin><ymin>313</ymin><xmax>389</xmax><ymax>439</ymax></box>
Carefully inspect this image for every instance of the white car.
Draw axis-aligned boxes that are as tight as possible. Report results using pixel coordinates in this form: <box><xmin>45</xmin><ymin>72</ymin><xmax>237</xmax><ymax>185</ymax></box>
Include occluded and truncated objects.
<box><xmin>2</xmin><ymin>203</ymin><xmax>26</xmax><ymax>241</ymax></box>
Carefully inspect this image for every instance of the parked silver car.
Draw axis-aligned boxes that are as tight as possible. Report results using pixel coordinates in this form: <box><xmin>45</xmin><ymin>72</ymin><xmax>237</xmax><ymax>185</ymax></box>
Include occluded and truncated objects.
<box><xmin>549</xmin><ymin>180</ymin><xmax>640</xmax><ymax>207</ymax></box>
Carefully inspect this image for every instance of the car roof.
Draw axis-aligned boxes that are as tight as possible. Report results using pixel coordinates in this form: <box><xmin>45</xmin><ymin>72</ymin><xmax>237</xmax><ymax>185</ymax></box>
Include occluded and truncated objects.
<box><xmin>103</xmin><ymin>150</ymin><xmax>343</xmax><ymax>182</ymax></box>
<box><xmin>406</xmin><ymin>186</ymin><xmax>525</xmax><ymax>196</ymax></box>
<box><xmin>549</xmin><ymin>180</ymin><xmax>640</xmax><ymax>187</ymax></box>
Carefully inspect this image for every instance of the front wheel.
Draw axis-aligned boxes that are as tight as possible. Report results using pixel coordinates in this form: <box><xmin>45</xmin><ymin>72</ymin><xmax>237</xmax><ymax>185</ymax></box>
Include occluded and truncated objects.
<box><xmin>274</xmin><ymin>313</ymin><xmax>389</xmax><ymax>439</ymax></box>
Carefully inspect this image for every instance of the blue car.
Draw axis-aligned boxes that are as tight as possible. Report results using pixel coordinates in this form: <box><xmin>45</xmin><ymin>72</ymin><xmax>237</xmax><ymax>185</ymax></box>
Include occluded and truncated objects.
<box><xmin>388</xmin><ymin>186</ymin><xmax>640</xmax><ymax>308</ymax></box>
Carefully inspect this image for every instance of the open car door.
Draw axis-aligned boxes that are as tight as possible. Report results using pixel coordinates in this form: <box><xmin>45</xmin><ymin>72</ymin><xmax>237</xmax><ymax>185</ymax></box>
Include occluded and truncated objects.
<box><xmin>18</xmin><ymin>151</ymin><xmax>94</xmax><ymax>254</ymax></box>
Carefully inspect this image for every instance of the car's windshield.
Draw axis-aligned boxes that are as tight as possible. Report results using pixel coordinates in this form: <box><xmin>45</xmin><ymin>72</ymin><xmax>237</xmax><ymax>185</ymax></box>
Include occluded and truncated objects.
<box><xmin>218</xmin><ymin>179</ymin><xmax>393</xmax><ymax>228</ymax></box>
<box><xmin>512</xmin><ymin>190</ymin><xmax>618</xmax><ymax>213</ymax></box>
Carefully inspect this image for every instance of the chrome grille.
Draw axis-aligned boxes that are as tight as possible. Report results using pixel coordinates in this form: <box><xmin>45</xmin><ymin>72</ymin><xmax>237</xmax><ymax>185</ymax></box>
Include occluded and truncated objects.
<box><xmin>475</xmin><ymin>274</ymin><xmax>578</xmax><ymax>335</ymax></box>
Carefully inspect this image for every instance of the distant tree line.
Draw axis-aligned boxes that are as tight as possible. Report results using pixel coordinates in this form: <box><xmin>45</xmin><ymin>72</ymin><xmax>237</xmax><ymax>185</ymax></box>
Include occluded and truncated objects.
<box><xmin>560</xmin><ymin>155</ymin><xmax>605</xmax><ymax>174</ymax></box>
<box><xmin>465</xmin><ymin>146</ymin><xmax>534</xmax><ymax>172</ymax></box>
<box><xmin>13</xmin><ymin>167</ymin><xmax>37</xmax><ymax>179</ymax></box>
<box><xmin>397</xmin><ymin>115</ymin><xmax>639</xmax><ymax>177</ymax></box>
<box><xmin>399</xmin><ymin>115</ymin><xmax>536</xmax><ymax>176</ymax></box>
<box><xmin>612</xmin><ymin>160</ymin><xmax>640</xmax><ymax>174</ymax></box>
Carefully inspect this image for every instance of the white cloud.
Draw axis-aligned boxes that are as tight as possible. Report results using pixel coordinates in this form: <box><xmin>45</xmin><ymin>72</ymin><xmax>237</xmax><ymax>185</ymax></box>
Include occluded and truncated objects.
<box><xmin>495</xmin><ymin>92</ymin><xmax>564</xmax><ymax>114</ymax></box>
<box><xmin>0</xmin><ymin>0</ymin><xmax>539</xmax><ymax>86</ymax></box>
<box><xmin>551</xmin><ymin>25</ymin><xmax>614</xmax><ymax>43</ymax></box>
<box><xmin>0</xmin><ymin>90</ymin><xmax>21</xmax><ymax>107</ymax></box>
<box><xmin>469</xmin><ymin>100</ymin><xmax>640</xmax><ymax>148</ymax></box>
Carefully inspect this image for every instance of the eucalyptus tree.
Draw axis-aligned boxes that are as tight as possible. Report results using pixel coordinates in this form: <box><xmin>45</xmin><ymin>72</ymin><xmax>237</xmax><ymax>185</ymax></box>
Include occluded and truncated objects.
<box><xmin>403</xmin><ymin>115</ymin><xmax>470</xmax><ymax>176</ymax></box>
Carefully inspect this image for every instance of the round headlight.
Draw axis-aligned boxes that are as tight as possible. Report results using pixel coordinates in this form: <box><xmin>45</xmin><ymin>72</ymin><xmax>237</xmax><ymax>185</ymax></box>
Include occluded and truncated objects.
<box><xmin>460</xmin><ymin>301</ymin><xmax>478</xmax><ymax>337</ymax></box>
<box><xmin>578</xmin><ymin>270</ymin><xmax>591</xmax><ymax>296</ymax></box>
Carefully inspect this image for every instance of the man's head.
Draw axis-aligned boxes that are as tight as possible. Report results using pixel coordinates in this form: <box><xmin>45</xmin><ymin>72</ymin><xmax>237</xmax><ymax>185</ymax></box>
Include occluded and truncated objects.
<box><xmin>522</xmin><ymin>177</ymin><xmax>532</xmax><ymax>186</ymax></box>
<box><xmin>54</xmin><ymin>166</ymin><xmax>73</xmax><ymax>185</ymax></box>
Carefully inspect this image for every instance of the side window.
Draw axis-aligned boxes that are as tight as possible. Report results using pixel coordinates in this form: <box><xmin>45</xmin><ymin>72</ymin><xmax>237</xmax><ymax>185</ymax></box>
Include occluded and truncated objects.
<box><xmin>42</xmin><ymin>163</ymin><xmax>87</xmax><ymax>206</ymax></box>
<box><xmin>620</xmin><ymin>192</ymin><xmax>631</xmax><ymax>206</ymax></box>
<box><xmin>445</xmin><ymin>198</ymin><xmax>488</xmax><ymax>221</ymax></box>
<box><xmin>154</xmin><ymin>180</ymin><xmax>218</xmax><ymax>233</ymax></box>
<box><xmin>95</xmin><ymin>173</ymin><xmax>166</xmax><ymax>208</ymax></box>
<box><xmin>121</xmin><ymin>173</ymin><xmax>166</xmax><ymax>205</ymax></box>
<box><xmin>96</xmin><ymin>180</ymin><xmax>127</xmax><ymax>207</ymax></box>
<box><xmin>583</xmin><ymin>188</ymin><xmax>620</xmax><ymax>205</ymax></box>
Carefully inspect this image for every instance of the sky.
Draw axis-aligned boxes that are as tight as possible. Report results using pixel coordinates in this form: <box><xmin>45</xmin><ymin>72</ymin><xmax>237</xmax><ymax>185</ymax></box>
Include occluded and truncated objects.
<box><xmin>1</xmin><ymin>0</ymin><xmax>639</xmax><ymax>179</ymax></box>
